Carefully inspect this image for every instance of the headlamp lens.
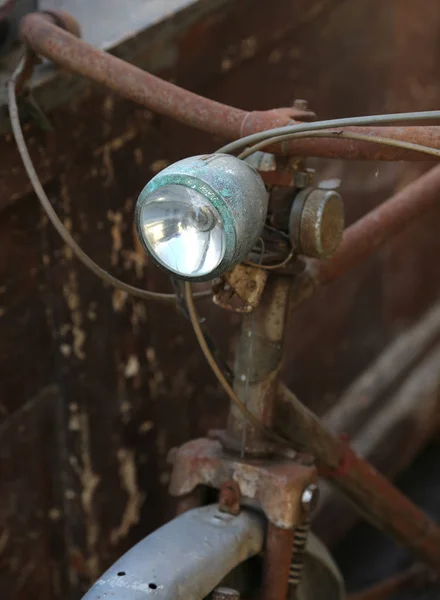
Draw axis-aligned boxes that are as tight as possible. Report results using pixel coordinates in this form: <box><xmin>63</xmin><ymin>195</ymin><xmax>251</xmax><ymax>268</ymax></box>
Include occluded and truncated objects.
<box><xmin>139</xmin><ymin>184</ymin><xmax>226</xmax><ymax>277</ymax></box>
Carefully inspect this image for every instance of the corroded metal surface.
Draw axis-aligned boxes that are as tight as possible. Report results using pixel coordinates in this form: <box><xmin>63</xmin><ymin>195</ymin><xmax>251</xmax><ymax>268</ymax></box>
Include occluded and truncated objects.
<box><xmin>227</xmin><ymin>275</ymin><xmax>292</xmax><ymax>454</ymax></box>
<box><xmin>261</xmin><ymin>523</ymin><xmax>295</xmax><ymax>600</ymax></box>
<box><xmin>218</xmin><ymin>479</ymin><xmax>241</xmax><ymax>516</ymax></box>
<box><xmin>19</xmin><ymin>12</ymin><xmax>248</xmax><ymax>138</ymax></box>
<box><xmin>169</xmin><ymin>437</ymin><xmax>316</xmax><ymax>529</ymax></box>
<box><xmin>222</xmin><ymin>264</ymin><xmax>268</xmax><ymax>311</ymax></box>
<box><xmin>275</xmin><ymin>384</ymin><xmax>440</xmax><ymax>574</ymax></box>
<box><xmin>316</xmin><ymin>318</ymin><xmax>440</xmax><ymax>545</ymax></box>
<box><xmin>310</xmin><ymin>164</ymin><xmax>440</xmax><ymax>286</ymax></box>
<box><xmin>17</xmin><ymin>11</ymin><xmax>440</xmax><ymax>161</ymax></box>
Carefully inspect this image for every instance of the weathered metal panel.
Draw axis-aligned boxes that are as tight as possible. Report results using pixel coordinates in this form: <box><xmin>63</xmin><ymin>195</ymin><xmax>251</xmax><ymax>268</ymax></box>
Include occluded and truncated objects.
<box><xmin>0</xmin><ymin>386</ymin><xmax>64</xmax><ymax>600</ymax></box>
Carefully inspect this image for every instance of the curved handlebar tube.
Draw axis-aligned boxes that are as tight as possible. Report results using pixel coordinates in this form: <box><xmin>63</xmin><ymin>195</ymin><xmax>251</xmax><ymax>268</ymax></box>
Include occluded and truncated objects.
<box><xmin>19</xmin><ymin>11</ymin><xmax>440</xmax><ymax>161</ymax></box>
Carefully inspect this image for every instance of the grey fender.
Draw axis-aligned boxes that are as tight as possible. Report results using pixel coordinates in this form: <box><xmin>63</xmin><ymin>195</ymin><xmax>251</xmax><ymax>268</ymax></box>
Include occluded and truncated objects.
<box><xmin>81</xmin><ymin>504</ymin><xmax>265</xmax><ymax>600</ymax></box>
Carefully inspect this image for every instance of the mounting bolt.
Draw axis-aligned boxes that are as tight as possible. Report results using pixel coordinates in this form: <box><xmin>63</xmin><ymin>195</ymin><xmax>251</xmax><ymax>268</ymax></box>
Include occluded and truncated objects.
<box><xmin>218</xmin><ymin>480</ymin><xmax>241</xmax><ymax>516</ymax></box>
<box><xmin>293</xmin><ymin>99</ymin><xmax>309</xmax><ymax>112</ymax></box>
<box><xmin>289</xmin><ymin>187</ymin><xmax>345</xmax><ymax>259</ymax></box>
<box><xmin>213</xmin><ymin>588</ymin><xmax>240</xmax><ymax>600</ymax></box>
<box><xmin>301</xmin><ymin>483</ymin><xmax>319</xmax><ymax>513</ymax></box>
<box><xmin>293</xmin><ymin>171</ymin><xmax>310</xmax><ymax>189</ymax></box>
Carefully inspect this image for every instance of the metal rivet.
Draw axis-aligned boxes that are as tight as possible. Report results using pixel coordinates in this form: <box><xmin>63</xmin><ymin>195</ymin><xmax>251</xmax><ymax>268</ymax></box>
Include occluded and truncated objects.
<box><xmin>301</xmin><ymin>483</ymin><xmax>319</xmax><ymax>513</ymax></box>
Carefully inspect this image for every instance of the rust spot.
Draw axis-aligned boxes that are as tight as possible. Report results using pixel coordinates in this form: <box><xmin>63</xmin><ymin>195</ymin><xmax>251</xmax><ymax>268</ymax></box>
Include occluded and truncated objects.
<box><xmin>110</xmin><ymin>448</ymin><xmax>145</xmax><ymax>546</ymax></box>
<box><xmin>218</xmin><ymin>480</ymin><xmax>240</xmax><ymax>516</ymax></box>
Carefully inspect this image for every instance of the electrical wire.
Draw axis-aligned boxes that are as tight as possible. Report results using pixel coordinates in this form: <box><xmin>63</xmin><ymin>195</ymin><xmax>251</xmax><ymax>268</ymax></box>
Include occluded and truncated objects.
<box><xmin>184</xmin><ymin>281</ymin><xmax>293</xmax><ymax>448</ymax></box>
<box><xmin>7</xmin><ymin>59</ymin><xmax>211</xmax><ymax>305</ymax></box>
<box><xmin>218</xmin><ymin>110</ymin><xmax>440</xmax><ymax>155</ymax></box>
<box><xmin>244</xmin><ymin>250</ymin><xmax>294</xmax><ymax>271</ymax></box>
<box><xmin>245</xmin><ymin>228</ymin><xmax>294</xmax><ymax>270</ymax></box>
<box><xmin>238</xmin><ymin>129</ymin><xmax>440</xmax><ymax>160</ymax></box>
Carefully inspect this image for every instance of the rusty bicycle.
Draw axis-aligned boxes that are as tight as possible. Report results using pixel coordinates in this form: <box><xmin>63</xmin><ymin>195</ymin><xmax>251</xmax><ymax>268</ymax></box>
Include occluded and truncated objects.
<box><xmin>7</xmin><ymin>9</ymin><xmax>440</xmax><ymax>600</ymax></box>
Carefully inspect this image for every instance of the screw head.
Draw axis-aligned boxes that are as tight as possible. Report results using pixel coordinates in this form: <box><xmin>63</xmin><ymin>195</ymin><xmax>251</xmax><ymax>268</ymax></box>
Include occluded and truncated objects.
<box><xmin>293</xmin><ymin>99</ymin><xmax>309</xmax><ymax>112</ymax></box>
<box><xmin>301</xmin><ymin>483</ymin><xmax>319</xmax><ymax>513</ymax></box>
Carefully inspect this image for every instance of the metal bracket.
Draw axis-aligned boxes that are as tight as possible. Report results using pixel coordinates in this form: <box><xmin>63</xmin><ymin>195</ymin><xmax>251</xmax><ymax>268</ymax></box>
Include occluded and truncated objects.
<box><xmin>169</xmin><ymin>437</ymin><xmax>316</xmax><ymax>529</ymax></box>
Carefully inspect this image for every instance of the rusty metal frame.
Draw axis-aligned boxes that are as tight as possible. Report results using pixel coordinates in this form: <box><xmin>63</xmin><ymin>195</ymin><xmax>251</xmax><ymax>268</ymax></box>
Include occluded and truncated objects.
<box><xmin>169</xmin><ymin>437</ymin><xmax>316</xmax><ymax>530</ymax></box>
<box><xmin>169</xmin><ymin>437</ymin><xmax>317</xmax><ymax>600</ymax></box>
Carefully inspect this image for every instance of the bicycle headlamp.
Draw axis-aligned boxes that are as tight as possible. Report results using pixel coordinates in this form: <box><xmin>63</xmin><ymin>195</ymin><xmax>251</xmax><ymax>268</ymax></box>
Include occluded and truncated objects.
<box><xmin>135</xmin><ymin>154</ymin><xmax>268</xmax><ymax>281</ymax></box>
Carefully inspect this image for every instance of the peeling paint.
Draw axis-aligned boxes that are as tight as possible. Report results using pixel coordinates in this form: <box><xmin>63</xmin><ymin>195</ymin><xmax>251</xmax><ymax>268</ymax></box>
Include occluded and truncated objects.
<box><xmin>103</xmin><ymin>95</ymin><xmax>115</xmax><ymax>116</ymax></box>
<box><xmin>72</xmin><ymin>325</ymin><xmax>86</xmax><ymax>361</ymax></box>
<box><xmin>62</xmin><ymin>268</ymin><xmax>86</xmax><ymax>360</ymax></box>
<box><xmin>69</xmin><ymin>413</ymin><xmax>81</xmax><ymax>431</ymax></box>
<box><xmin>133</xmin><ymin>147</ymin><xmax>143</xmax><ymax>165</ymax></box>
<box><xmin>130</xmin><ymin>301</ymin><xmax>147</xmax><ymax>334</ymax></box>
<box><xmin>268</xmin><ymin>48</ymin><xmax>283</xmax><ymax>63</ymax></box>
<box><xmin>110</xmin><ymin>448</ymin><xmax>145</xmax><ymax>546</ymax></box>
<box><xmin>94</xmin><ymin>127</ymin><xmax>137</xmax><ymax>156</ymax></box>
<box><xmin>96</xmin><ymin>575</ymin><xmax>161</xmax><ymax>593</ymax></box>
<box><xmin>60</xmin><ymin>344</ymin><xmax>72</xmax><ymax>357</ymax></box>
<box><xmin>125</xmin><ymin>354</ymin><xmax>140</xmax><ymax>378</ymax></box>
<box><xmin>112</xmin><ymin>288</ymin><xmax>128</xmax><ymax>312</ymax></box>
<box><xmin>138</xmin><ymin>421</ymin><xmax>154</xmax><ymax>434</ymax></box>
<box><xmin>87</xmin><ymin>302</ymin><xmax>98</xmax><ymax>321</ymax></box>
<box><xmin>120</xmin><ymin>400</ymin><xmax>132</xmax><ymax>418</ymax></box>
<box><xmin>102</xmin><ymin>145</ymin><xmax>115</xmax><ymax>187</ymax></box>
<box><xmin>240</xmin><ymin>36</ymin><xmax>257</xmax><ymax>59</ymax></box>
<box><xmin>78</xmin><ymin>411</ymin><xmax>101</xmax><ymax>578</ymax></box>
<box><xmin>221</xmin><ymin>57</ymin><xmax>233</xmax><ymax>72</ymax></box>
<box><xmin>48</xmin><ymin>508</ymin><xmax>62</xmax><ymax>522</ymax></box>
<box><xmin>65</xmin><ymin>489</ymin><xmax>76</xmax><ymax>500</ymax></box>
<box><xmin>145</xmin><ymin>346</ymin><xmax>165</xmax><ymax>397</ymax></box>
<box><xmin>149</xmin><ymin>159</ymin><xmax>170</xmax><ymax>173</ymax></box>
<box><xmin>123</xmin><ymin>249</ymin><xmax>147</xmax><ymax>279</ymax></box>
<box><xmin>108</xmin><ymin>210</ymin><xmax>124</xmax><ymax>267</ymax></box>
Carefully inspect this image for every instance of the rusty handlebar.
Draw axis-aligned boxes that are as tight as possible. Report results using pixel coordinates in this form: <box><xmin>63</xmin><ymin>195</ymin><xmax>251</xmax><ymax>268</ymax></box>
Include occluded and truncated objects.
<box><xmin>18</xmin><ymin>11</ymin><xmax>440</xmax><ymax>161</ymax></box>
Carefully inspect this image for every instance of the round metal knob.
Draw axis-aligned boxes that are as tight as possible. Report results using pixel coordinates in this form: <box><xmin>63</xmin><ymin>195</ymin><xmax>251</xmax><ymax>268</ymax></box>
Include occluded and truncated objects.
<box><xmin>290</xmin><ymin>188</ymin><xmax>344</xmax><ymax>259</ymax></box>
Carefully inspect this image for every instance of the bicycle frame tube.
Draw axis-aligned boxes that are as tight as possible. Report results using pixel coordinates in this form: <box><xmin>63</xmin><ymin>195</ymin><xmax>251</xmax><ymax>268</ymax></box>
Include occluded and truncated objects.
<box><xmin>227</xmin><ymin>268</ymin><xmax>440</xmax><ymax>574</ymax></box>
<box><xmin>276</xmin><ymin>384</ymin><xmax>440</xmax><ymax>573</ymax></box>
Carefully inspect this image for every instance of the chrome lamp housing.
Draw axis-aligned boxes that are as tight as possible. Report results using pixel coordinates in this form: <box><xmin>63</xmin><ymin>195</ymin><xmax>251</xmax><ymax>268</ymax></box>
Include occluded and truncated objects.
<box><xmin>135</xmin><ymin>153</ymin><xmax>268</xmax><ymax>281</ymax></box>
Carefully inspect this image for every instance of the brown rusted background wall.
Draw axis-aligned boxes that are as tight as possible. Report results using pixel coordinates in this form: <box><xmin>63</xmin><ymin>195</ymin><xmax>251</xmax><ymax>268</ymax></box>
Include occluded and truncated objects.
<box><xmin>2</xmin><ymin>1</ymin><xmax>440</xmax><ymax>598</ymax></box>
